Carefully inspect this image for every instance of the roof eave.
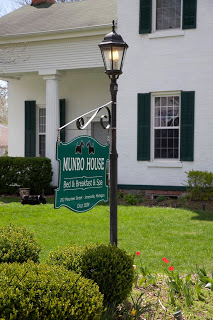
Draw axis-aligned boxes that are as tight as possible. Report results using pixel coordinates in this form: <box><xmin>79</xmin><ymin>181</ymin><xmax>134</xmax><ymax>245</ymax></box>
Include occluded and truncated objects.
<box><xmin>0</xmin><ymin>23</ymin><xmax>113</xmax><ymax>43</ymax></box>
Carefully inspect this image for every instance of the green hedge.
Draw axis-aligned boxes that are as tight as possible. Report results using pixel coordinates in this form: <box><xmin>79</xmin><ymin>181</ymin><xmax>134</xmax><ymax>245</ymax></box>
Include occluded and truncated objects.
<box><xmin>186</xmin><ymin>170</ymin><xmax>213</xmax><ymax>201</ymax></box>
<box><xmin>0</xmin><ymin>262</ymin><xmax>103</xmax><ymax>320</ymax></box>
<box><xmin>0</xmin><ymin>157</ymin><xmax>52</xmax><ymax>194</ymax></box>
<box><xmin>46</xmin><ymin>244</ymin><xmax>96</xmax><ymax>274</ymax></box>
<box><xmin>46</xmin><ymin>244</ymin><xmax>135</xmax><ymax>306</ymax></box>
<box><xmin>81</xmin><ymin>244</ymin><xmax>134</xmax><ymax>305</ymax></box>
<box><xmin>0</xmin><ymin>224</ymin><xmax>41</xmax><ymax>263</ymax></box>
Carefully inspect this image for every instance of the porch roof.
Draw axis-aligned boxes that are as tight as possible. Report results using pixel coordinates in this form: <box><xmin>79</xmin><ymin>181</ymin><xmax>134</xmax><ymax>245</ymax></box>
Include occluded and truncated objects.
<box><xmin>0</xmin><ymin>0</ymin><xmax>116</xmax><ymax>38</ymax></box>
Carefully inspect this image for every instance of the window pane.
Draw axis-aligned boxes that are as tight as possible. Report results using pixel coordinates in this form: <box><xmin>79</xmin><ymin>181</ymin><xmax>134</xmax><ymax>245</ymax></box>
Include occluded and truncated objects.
<box><xmin>39</xmin><ymin>108</ymin><xmax>46</xmax><ymax>133</ymax></box>
<box><xmin>39</xmin><ymin>135</ymin><xmax>46</xmax><ymax>157</ymax></box>
<box><xmin>155</xmin><ymin>129</ymin><xmax>161</xmax><ymax>138</ymax></box>
<box><xmin>174</xmin><ymin>138</ymin><xmax>178</xmax><ymax>147</ymax></box>
<box><xmin>174</xmin><ymin>96</ymin><xmax>179</xmax><ymax>106</ymax></box>
<box><xmin>168</xmin><ymin>149</ymin><xmax>174</xmax><ymax>158</ymax></box>
<box><xmin>155</xmin><ymin>97</ymin><xmax>160</xmax><ymax>106</ymax></box>
<box><xmin>161</xmin><ymin>106</ymin><xmax>167</xmax><ymax>116</ymax></box>
<box><xmin>168</xmin><ymin>138</ymin><xmax>173</xmax><ymax>147</ymax></box>
<box><xmin>168</xmin><ymin>96</ymin><xmax>173</xmax><ymax>106</ymax></box>
<box><xmin>174</xmin><ymin>116</ymin><xmax>179</xmax><ymax>126</ymax></box>
<box><xmin>174</xmin><ymin>149</ymin><xmax>178</xmax><ymax>158</ymax></box>
<box><xmin>162</xmin><ymin>138</ymin><xmax>167</xmax><ymax>148</ymax></box>
<box><xmin>167</xmin><ymin>117</ymin><xmax>173</xmax><ymax>126</ymax></box>
<box><xmin>155</xmin><ymin>149</ymin><xmax>160</xmax><ymax>158</ymax></box>
<box><xmin>162</xmin><ymin>129</ymin><xmax>167</xmax><ymax>137</ymax></box>
<box><xmin>155</xmin><ymin>118</ymin><xmax>160</xmax><ymax>127</ymax></box>
<box><xmin>154</xmin><ymin>128</ymin><xmax>179</xmax><ymax>159</ymax></box>
<box><xmin>161</xmin><ymin>97</ymin><xmax>167</xmax><ymax>106</ymax></box>
<box><xmin>161</xmin><ymin>117</ymin><xmax>166</xmax><ymax>127</ymax></box>
<box><xmin>162</xmin><ymin>149</ymin><xmax>167</xmax><ymax>158</ymax></box>
<box><xmin>156</xmin><ymin>0</ymin><xmax>181</xmax><ymax>30</ymax></box>
<box><xmin>155</xmin><ymin>107</ymin><xmax>160</xmax><ymax>116</ymax></box>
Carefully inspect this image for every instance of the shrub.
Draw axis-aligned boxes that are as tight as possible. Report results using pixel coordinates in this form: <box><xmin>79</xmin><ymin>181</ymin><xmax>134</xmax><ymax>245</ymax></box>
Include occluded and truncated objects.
<box><xmin>46</xmin><ymin>244</ymin><xmax>95</xmax><ymax>274</ymax></box>
<box><xmin>0</xmin><ymin>157</ymin><xmax>52</xmax><ymax>195</ymax></box>
<box><xmin>0</xmin><ymin>262</ymin><xmax>103</xmax><ymax>320</ymax></box>
<box><xmin>156</xmin><ymin>195</ymin><xmax>165</xmax><ymax>203</ymax></box>
<box><xmin>81</xmin><ymin>244</ymin><xmax>135</xmax><ymax>305</ymax></box>
<box><xmin>186</xmin><ymin>170</ymin><xmax>213</xmax><ymax>201</ymax></box>
<box><xmin>0</xmin><ymin>224</ymin><xmax>41</xmax><ymax>263</ymax></box>
<box><xmin>124</xmin><ymin>193</ymin><xmax>138</xmax><ymax>205</ymax></box>
<box><xmin>46</xmin><ymin>244</ymin><xmax>135</xmax><ymax>306</ymax></box>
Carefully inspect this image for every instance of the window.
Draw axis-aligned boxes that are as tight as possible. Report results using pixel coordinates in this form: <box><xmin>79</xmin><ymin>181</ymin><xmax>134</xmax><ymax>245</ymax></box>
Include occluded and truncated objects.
<box><xmin>38</xmin><ymin>108</ymin><xmax>46</xmax><ymax>157</ymax></box>
<box><xmin>25</xmin><ymin>99</ymin><xmax>65</xmax><ymax>157</ymax></box>
<box><xmin>139</xmin><ymin>0</ymin><xmax>197</xmax><ymax>34</ymax></box>
<box><xmin>137</xmin><ymin>91</ymin><xmax>195</xmax><ymax>162</ymax></box>
<box><xmin>156</xmin><ymin>0</ymin><xmax>181</xmax><ymax>30</ymax></box>
<box><xmin>153</xmin><ymin>94</ymin><xmax>180</xmax><ymax>159</ymax></box>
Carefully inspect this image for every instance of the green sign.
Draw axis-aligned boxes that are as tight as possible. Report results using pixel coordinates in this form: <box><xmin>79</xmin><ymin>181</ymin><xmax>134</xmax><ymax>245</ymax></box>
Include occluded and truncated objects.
<box><xmin>55</xmin><ymin>136</ymin><xmax>109</xmax><ymax>212</ymax></box>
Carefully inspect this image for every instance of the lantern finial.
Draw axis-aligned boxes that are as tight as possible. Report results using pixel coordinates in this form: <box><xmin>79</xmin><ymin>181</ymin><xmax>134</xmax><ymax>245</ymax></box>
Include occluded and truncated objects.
<box><xmin>112</xmin><ymin>20</ymin><xmax>115</xmax><ymax>33</ymax></box>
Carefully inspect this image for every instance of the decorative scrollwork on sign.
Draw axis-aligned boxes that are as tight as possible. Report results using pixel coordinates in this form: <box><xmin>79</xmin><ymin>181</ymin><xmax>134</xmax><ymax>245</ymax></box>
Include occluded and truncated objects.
<box><xmin>76</xmin><ymin>117</ymin><xmax>85</xmax><ymax>130</ymax></box>
<box><xmin>100</xmin><ymin>106</ymin><xmax>111</xmax><ymax>130</ymax></box>
<box><xmin>76</xmin><ymin>104</ymin><xmax>111</xmax><ymax>131</ymax></box>
<box><xmin>58</xmin><ymin>101</ymin><xmax>112</xmax><ymax>143</ymax></box>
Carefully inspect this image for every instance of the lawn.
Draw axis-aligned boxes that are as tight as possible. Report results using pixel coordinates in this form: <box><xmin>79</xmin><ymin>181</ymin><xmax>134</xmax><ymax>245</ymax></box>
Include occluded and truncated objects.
<box><xmin>0</xmin><ymin>197</ymin><xmax>212</xmax><ymax>274</ymax></box>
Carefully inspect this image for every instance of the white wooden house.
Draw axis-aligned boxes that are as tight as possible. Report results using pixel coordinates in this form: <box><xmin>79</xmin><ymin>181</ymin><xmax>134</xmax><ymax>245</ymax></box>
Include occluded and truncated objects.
<box><xmin>0</xmin><ymin>0</ymin><xmax>212</xmax><ymax>195</ymax></box>
<box><xmin>0</xmin><ymin>0</ymin><xmax>116</xmax><ymax>186</ymax></box>
<box><xmin>116</xmin><ymin>0</ymin><xmax>213</xmax><ymax>196</ymax></box>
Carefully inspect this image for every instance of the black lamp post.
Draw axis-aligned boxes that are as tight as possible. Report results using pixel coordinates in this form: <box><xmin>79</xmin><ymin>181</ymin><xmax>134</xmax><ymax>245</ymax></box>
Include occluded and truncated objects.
<box><xmin>99</xmin><ymin>21</ymin><xmax>128</xmax><ymax>246</ymax></box>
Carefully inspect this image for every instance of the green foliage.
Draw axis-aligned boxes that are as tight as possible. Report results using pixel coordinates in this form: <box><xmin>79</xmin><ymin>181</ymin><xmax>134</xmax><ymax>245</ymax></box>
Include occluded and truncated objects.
<box><xmin>118</xmin><ymin>191</ymin><xmax>124</xmax><ymax>199</ymax></box>
<box><xmin>0</xmin><ymin>157</ymin><xmax>52</xmax><ymax>194</ymax></box>
<box><xmin>166</xmin><ymin>270</ymin><xmax>194</xmax><ymax>307</ymax></box>
<box><xmin>186</xmin><ymin>170</ymin><xmax>213</xmax><ymax>201</ymax></box>
<box><xmin>0</xmin><ymin>261</ymin><xmax>103</xmax><ymax>320</ymax></box>
<box><xmin>81</xmin><ymin>244</ymin><xmax>135</xmax><ymax>305</ymax></box>
<box><xmin>46</xmin><ymin>244</ymin><xmax>95</xmax><ymax>274</ymax></box>
<box><xmin>124</xmin><ymin>194</ymin><xmax>138</xmax><ymax>205</ymax></box>
<box><xmin>46</xmin><ymin>244</ymin><xmax>135</xmax><ymax>306</ymax></box>
<box><xmin>177</xmin><ymin>193</ymin><xmax>191</xmax><ymax>204</ymax></box>
<box><xmin>138</xmin><ymin>266</ymin><xmax>158</xmax><ymax>287</ymax></box>
<box><xmin>197</xmin><ymin>266</ymin><xmax>213</xmax><ymax>291</ymax></box>
<box><xmin>0</xmin><ymin>224</ymin><xmax>40</xmax><ymax>263</ymax></box>
<box><xmin>156</xmin><ymin>195</ymin><xmax>165</xmax><ymax>202</ymax></box>
<box><xmin>118</xmin><ymin>292</ymin><xmax>151</xmax><ymax>319</ymax></box>
<box><xmin>136</xmin><ymin>195</ymin><xmax>144</xmax><ymax>204</ymax></box>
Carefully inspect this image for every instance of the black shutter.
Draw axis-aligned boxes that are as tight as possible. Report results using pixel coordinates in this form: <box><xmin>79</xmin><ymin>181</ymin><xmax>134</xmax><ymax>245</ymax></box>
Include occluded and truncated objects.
<box><xmin>139</xmin><ymin>0</ymin><xmax>152</xmax><ymax>34</ymax></box>
<box><xmin>60</xmin><ymin>99</ymin><xmax>66</xmax><ymax>143</ymax></box>
<box><xmin>182</xmin><ymin>0</ymin><xmax>197</xmax><ymax>29</ymax></box>
<box><xmin>180</xmin><ymin>91</ymin><xmax>195</xmax><ymax>161</ymax></box>
<box><xmin>25</xmin><ymin>101</ymin><xmax>36</xmax><ymax>157</ymax></box>
<box><xmin>137</xmin><ymin>93</ymin><xmax>151</xmax><ymax>161</ymax></box>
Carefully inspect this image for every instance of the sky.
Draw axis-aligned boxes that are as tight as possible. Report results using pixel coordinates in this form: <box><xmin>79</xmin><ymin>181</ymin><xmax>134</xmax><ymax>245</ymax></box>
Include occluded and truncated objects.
<box><xmin>0</xmin><ymin>0</ymin><xmax>17</xmax><ymax>16</ymax></box>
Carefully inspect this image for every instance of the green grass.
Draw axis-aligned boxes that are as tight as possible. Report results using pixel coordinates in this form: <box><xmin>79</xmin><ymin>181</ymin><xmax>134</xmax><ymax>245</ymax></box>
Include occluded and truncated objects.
<box><xmin>0</xmin><ymin>198</ymin><xmax>212</xmax><ymax>273</ymax></box>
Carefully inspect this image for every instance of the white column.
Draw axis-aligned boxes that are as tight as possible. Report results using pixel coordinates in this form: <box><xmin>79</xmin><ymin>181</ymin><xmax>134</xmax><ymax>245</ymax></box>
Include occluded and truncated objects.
<box><xmin>42</xmin><ymin>72</ymin><xmax>61</xmax><ymax>187</ymax></box>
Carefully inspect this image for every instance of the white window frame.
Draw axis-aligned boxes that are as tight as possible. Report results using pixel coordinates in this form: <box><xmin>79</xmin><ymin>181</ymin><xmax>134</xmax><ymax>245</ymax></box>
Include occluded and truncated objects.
<box><xmin>150</xmin><ymin>91</ymin><xmax>181</xmax><ymax>165</ymax></box>
<box><xmin>151</xmin><ymin>0</ymin><xmax>183</xmax><ymax>36</ymax></box>
<box><xmin>36</xmin><ymin>105</ymin><xmax>46</xmax><ymax>157</ymax></box>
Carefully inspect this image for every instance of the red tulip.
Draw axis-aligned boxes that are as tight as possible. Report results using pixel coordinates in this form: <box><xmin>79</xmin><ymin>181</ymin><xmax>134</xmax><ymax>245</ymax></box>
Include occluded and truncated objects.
<box><xmin>136</xmin><ymin>251</ymin><xmax>140</xmax><ymax>256</ymax></box>
<box><xmin>166</xmin><ymin>259</ymin><xmax>169</xmax><ymax>264</ymax></box>
<box><xmin>169</xmin><ymin>266</ymin><xmax>174</xmax><ymax>271</ymax></box>
<box><xmin>162</xmin><ymin>257</ymin><xmax>167</xmax><ymax>262</ymax></box>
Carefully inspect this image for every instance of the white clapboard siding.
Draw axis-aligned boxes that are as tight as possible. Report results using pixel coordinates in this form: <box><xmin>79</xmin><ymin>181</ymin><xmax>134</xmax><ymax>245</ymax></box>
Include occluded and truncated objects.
<box><xmin>0</xmin><ymin>36</ymin><xmax>104</xmax><ymax>74</ymax></box>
